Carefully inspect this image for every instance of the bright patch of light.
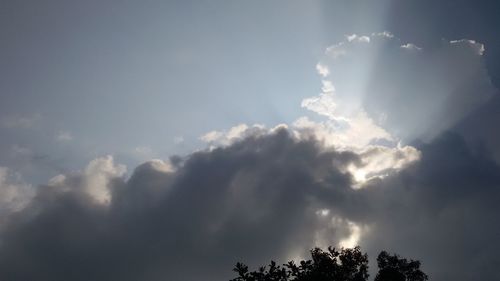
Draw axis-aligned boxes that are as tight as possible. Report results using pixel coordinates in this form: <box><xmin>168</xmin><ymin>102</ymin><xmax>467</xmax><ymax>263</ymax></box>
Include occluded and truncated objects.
<box><xmin>316</xmin><ymin>209</ymin><xmax>330</xmax><ymax>217</ymax></box>
<box><xmin>401</xmin><ymin>43</ymin><xmax>422</xmax><ymax>51</ymax></box>
<box><xmin>200</xmin><ymin>124</ymin><xmax>266</xmax><ymax>146</ymax></box>
<box><xmin>449</xmin><ymin>39</ymin><xmax>485</xmax><ymax>55</ymax></box>
<box><xmin>316</xmin><ymin>63</ymin><xmax>330</xmax><ymax>77</ymax></box>
<box><xmin>148</xmin><ymin>159</ymin><xmax>174</xmax><ymax>173</ymax></box>
<box><xmin>84</xmin><ymin>156</ymin><xmax>127</xmax><ymax>205</ymax></box>
<box><xmin>346</xmin><ymin>34</ymin><xmax>370</xmax><ymax>43</ymax></box>
<box><xmin>0</xmin><ymin>167</ymin><xmax>34</xmax><ymax>214</ymax></box>
<box><xmin>339</xmin><ymin>221</ymin><xmax>362</xmax><ymax>249</ymax></box>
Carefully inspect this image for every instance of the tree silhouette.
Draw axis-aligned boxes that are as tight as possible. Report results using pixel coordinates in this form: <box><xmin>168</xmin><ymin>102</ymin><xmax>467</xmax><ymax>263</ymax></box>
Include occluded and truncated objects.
<box><xmin>231</xmin><ymin>246</ymin><xmax>427</xmax><ymax>281</ymax></box>
<box><xmin>374</xmin><ymin>251</ymin><xmax>428</xmax><ymax>281</ymax></box>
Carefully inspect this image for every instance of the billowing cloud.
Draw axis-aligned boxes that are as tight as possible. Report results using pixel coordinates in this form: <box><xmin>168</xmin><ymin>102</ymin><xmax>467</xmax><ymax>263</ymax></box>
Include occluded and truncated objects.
<box><xmin>47</xmin><ymin>155</ymin><xmax>127</xmax><ymax>205</ymax></box>
<box><xmin>200</xmin><ymin>123</ymin><xmax>267</xmax><ymax>146</ymax></box>
<box><xmin>359</xmin><ymin>133</ymin><xmax>500</xmax><ymax>281</ymax></box>
<box><xmin>201</xmin><ymin>121</ymin><xmax>419</xmax><ymax>189</ymax></box>
<box><xmin>0</xmin><ymin>130</ymin><xmax>361</xmax><ymax>280</ymax></box>
<box><xmin>0</xmin><ymin>130</ymin><xmax>498</xmax><ymax>281</ymax></box>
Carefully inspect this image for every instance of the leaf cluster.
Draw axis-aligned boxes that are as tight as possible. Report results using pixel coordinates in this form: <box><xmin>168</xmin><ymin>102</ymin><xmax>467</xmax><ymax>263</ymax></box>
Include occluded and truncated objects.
<box><xmin>231</xmin><ymin>246</ymin><xmax>428</xmax><ymax>281</ymax></box>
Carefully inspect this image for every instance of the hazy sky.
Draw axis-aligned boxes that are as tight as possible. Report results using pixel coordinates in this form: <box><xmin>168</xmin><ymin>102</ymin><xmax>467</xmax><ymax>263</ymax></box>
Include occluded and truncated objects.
<box><xmin>1</xmin><ymin>1</ymin><xmax>500</xmax><ymax>280</ymax></box>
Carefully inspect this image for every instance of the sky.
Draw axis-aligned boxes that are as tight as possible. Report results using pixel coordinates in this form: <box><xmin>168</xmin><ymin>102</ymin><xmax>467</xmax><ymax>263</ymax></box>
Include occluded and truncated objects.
<box><xmin>0</xmin><ymin>0</ymin><xmax>500</xmax><ymax>280</ymax></box>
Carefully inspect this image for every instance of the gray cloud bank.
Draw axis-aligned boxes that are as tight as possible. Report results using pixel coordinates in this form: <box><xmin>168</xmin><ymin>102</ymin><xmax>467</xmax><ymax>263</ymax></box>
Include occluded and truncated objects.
<box><xmin>0</xmin><ymin>127</ymin><xmax>499</xmax><ymax>281</ymax></box>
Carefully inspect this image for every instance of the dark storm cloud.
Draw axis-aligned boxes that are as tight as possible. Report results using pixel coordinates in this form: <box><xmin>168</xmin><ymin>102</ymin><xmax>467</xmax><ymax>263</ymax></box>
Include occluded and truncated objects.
<box><xmin>455</xmin><ymin>94</ymin><xmax>500</xmax><ymax>163</ymax></box>
<box><xmin>360</xmin><ymin>132</ymin><xmax>500</xmax><ymax>281</ymax></box>
<box><xmin>0</xmin><ymin>128</ymin><xmax>499</xmax><ymax>281</ymax></box>
<box><xmin>0</xmin><ymin>130</ymin><xmax>361</xmax><ymax>281</ymax></box>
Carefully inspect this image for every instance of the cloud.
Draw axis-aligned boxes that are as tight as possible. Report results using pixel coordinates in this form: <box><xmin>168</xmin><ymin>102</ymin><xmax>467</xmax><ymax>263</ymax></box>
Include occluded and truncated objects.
<box><xmin>200</xmin><ymin>120</ymin><xmax>419</xmax><ymax>189</ymax></box>
<box><xmin>47</xmin><ymin>155</ymin><xmax>127</xmax><ymax>205</ymax></box>
<box><xmin>0</xmin><ymin>130</ymin><xmax>362</xmax><ymax>280</ymax></box>
<box><xmin>400</xmin><ymin>43</ymin><xmax>422</xmax><ymax>51</ymax></box>
<box><xmin>359</xmin><ymin>133</ymin><xmax>500</xmax><ymax>281</ymax></box>
<box><xmin>313</xmin><ymin>32</ymin><xmax>496</xmax><ymax>142</ymax></box>
<box><xmin>293</xmin><ymin>113</ymin><xmax>393</xmax><ymax>150</ymax></box>
<box><xmin>347</xmin><ymin>34</ymin><xmax>371</xmax><ymax>43</ymax></box>
<box><xmin>301</xmin><ymin>92</ymin><xmax>338</xmax><ymax>119</ymax></box>
<box><xmin>316</xmin><ymin>63</ymin><xmax>330</xmax><ymax>77</ymax></box>
<box><xmin>0</xmin><ymin>167</ymin><xmax>34</xmax><ymax>219</ymax></box>
<box><xmin>200</xmin><ymin>123</ymin><xmax>266</xmax><ymax>146</ymax></box>
<box><xmin>201</xmin><ymin>35</ymin><xmax>427</xmax><ymax>189</ymax></box>
<box><xmin>0</xmin><ymin>130</ymin><xmax>498</xmax><ymax>281</ymax></box>
<box><xmin>449</xmin><ymin>39</ymin><xmax>485</xmax><ymax>55</ymax></box>
<box><xmin>455</xmin><ymin>94</ymin><xmax>500</xmax><ymax>163</ymax></box>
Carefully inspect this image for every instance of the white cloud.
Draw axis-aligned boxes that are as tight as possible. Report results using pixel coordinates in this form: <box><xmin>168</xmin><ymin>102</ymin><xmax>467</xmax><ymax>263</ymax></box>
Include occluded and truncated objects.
<box><xmin>371</xmin><ymin>31</ymin><xmax>394</xmax><ymax>38</ymax></box>
<box><xmin>292</xmin><ymin>115</ymin><xmax>392</xmax><ymax>150</ymax></box>
<box><xmin>450</xmin><ymin>39</ymin><xmax>485</xmax><ymax>55</ymax></box>
<box><xmin>291</xmin><ymin>112</ymin><xmax>419</xmax><ymax>189</ymax></box>
<box><xmin>147</xmin><ymin>159</ymin><xmax>175</xmax><ymax>173</ymax></box>
<box><xmin>346</xmin><ymin>34</ymin><xmax>371</xmax><ymax>43</ymax></box>
<box><xmin>83</xmin><ymin>156</ymin><xmax>126</xmax><ymax>204</ymax></box>
<box><xmin>346</xmin><ymin>34</ymin><xmax>357</xmax><ymax>42</ymax></box>
<box><xmin>346</xmin><ymin>144</ymin><xmax>421</xmax><ymax>187</ymax></box>
<box><xmin>321</xmin><ymin>80</ymin><xmax>335</xmax><ymax>93</ymax></box>
<box><xmin>200</xmin><ymin>130</ymin><xmax>223</xmax><ymax>143</ymax></box>
<box><xmin>48</xmin><ymin>155</ymin><xmax>126</xmax><ymax>205</ymax></box>
<box><xmin>316</xmin><ymin>63</ymin><xmax>330</xmax><ymax>77</ymax></box>
<box><xmin>301</xmin><ymin>93</ymin><xmax>338</xmax><ymax>120</ymax></box>
<box><xmin>0</xmin><ymin>167</ymin><xmax>35</xmax><ymax>216</ymax></box>
<box><xmin>325</xmin><ymin>42</ymin><xmax>348</xmax><ymax>59</ymax></box>
<box><xmin>200</xmin><ymin>124</ymin><xmax>266</xmax><ymax>146</ymax></box>
<box><xmin>401</xmin><ymin>43</ymin><xmax>422</xmax><ymax>51</ymax></box>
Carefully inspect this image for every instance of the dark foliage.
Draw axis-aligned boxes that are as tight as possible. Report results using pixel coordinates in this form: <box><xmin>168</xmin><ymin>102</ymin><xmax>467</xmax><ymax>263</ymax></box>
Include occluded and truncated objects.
<box><xmin>374</xmin><ymin>251</ymin><xmax>428</xmax><ymax>281</ymax></box>
<box><xmin>231</xmin><ymin>246</ymin><xmax>428</xmax><ymax>281</ymax></box>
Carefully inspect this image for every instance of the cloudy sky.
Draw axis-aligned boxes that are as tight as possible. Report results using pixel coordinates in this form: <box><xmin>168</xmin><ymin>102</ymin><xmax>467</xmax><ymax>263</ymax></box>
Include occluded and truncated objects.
<box><xmin>1</xmin><ymin>0</ymin><xmax>500</xmax><ymax>280</ymax></box>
